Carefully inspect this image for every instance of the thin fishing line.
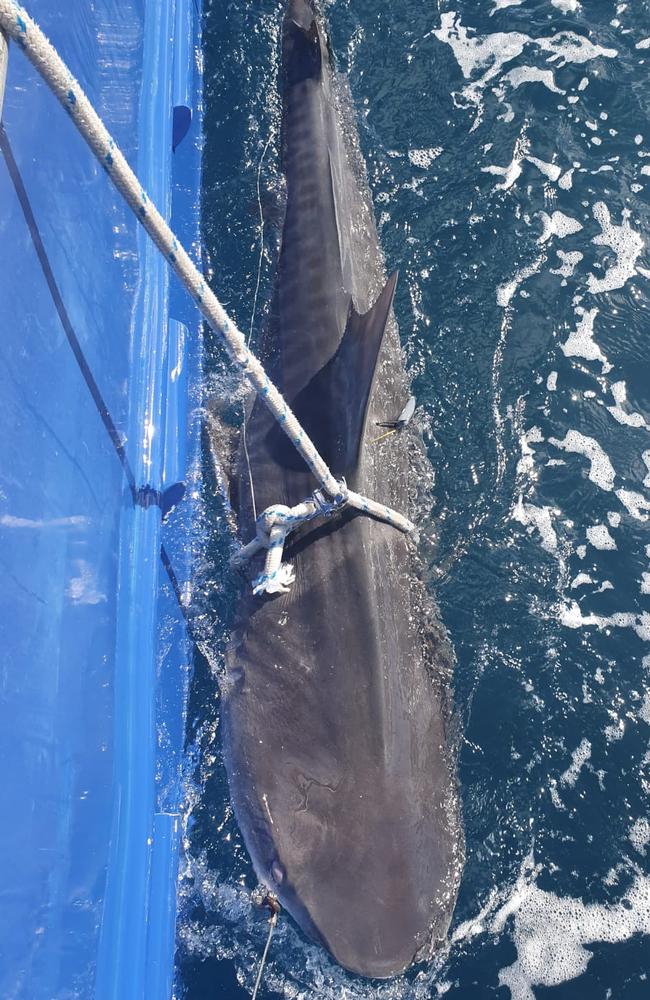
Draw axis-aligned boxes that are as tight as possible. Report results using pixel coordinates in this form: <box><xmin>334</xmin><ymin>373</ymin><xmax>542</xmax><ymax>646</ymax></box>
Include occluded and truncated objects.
<box><xmin>242</xmin><ymin>126</ymin><xmax>275</xmax><ymax>522</ymax></box>
<box><xmin>250</xmin><ymin>909</ymin><xmax>277</xmax><ymax>1000</ymax></box>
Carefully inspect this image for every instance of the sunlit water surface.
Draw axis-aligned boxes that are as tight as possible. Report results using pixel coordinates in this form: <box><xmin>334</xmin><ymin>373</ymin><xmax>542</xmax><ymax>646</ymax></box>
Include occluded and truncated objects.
<box><xmin>175</xmin><ymin>1</ymin><xmax>650</xmax><ymax>997</ymax></box>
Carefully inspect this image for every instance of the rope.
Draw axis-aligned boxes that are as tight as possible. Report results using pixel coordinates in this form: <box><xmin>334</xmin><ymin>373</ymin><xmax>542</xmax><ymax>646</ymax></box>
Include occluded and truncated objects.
<box><xmin>0</xmin><ymin>2</ymin><xmax>415</xmax><ymax>595</ymax></box>
<box><xmin>232</xmin><ymin>487</ymin><xmax>349</xmax><ymax>594</ymax></box>
<box><xmin>250</xmin><ymin>915</ymin><xmax>276</xmax><ymax>1000</ymax></box>
<box><xmin>251</xmin><ymin>895</ymin><xmax>280</xmax><ymax>1000</ymax></box>
<box><xmin>0</xmin><ymin>27</ymin><xmax>8</xmax><ymax>116</ymax></box>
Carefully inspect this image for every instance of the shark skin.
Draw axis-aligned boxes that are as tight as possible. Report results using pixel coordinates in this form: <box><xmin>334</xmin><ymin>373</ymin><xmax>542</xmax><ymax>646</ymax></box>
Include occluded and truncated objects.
<box><xmin>217</xmin><ymin>0</ymin><xmax>463</xmax><ymax>979</ymax></box>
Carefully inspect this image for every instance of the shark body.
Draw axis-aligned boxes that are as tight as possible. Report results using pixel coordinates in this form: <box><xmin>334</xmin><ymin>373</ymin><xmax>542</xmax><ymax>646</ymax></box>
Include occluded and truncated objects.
<box><xmin>218</xmin><ymin>0</ymin><xmax>462</xmax><ymax>977</ymax></box>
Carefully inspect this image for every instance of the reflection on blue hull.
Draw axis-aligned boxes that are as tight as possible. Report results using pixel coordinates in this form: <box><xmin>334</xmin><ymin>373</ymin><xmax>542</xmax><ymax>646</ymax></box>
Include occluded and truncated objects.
<box><xmin>0</xmin><ymin>2</ymin><xmax>202</xmax><ymax>997</ymax></box>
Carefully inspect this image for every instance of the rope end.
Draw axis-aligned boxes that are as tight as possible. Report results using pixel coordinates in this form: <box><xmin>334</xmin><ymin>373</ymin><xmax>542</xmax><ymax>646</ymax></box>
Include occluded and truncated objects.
<box><xmin>252</xmin><ymin>562</ymin><xmax>295</xmax><ymax>596</ymax></box>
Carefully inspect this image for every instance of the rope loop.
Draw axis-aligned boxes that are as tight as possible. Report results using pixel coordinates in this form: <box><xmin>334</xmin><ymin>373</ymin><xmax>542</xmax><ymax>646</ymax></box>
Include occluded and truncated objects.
<box><xmin>235</xmin><ymin>481</ymin><xmax>350</xmax><ymax>596</ymax></box>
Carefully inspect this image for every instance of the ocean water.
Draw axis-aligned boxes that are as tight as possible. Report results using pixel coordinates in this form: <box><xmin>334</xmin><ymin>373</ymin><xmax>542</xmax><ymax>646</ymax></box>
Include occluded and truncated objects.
<box><xmin>175</xmin><ymin>1</ymin><xmax>650</xmax><ymax>998</ymax></box>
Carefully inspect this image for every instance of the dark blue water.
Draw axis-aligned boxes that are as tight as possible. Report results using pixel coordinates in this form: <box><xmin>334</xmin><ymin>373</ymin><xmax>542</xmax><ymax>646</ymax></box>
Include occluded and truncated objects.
<box><xmin>175</xmin><ymin>1</ymin><xmax>650</xmax><ymax>997</ymax></box>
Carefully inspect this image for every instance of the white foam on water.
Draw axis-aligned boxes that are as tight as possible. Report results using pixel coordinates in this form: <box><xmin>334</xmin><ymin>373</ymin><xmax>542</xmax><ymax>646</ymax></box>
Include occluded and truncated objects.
<box><xmin>527</xmin><ymin>156</ymin><xmax>563</xmax><ymax>183</ymax></box>
<box><xmin>543</xmin><ymin>32</ymin><xmax>617</xmax><ymax>66</ymax></box>
<box><xmin>482</xmin><ymin>129</ymin><xmax>528</xmax><ymax>189</ymax></box>
<box><xmin>560</xmin><ymin>306</ymin><xmax>611</xmax><ymax>371</ymax></box>
<box><xmin>558</xmin><ymin>167</ymin><xmax>574</xmax><ymax>189</ymax></box>
<box><xmin>516</xmin><ymin>425</ymin><xmax>545</xmax><ymax>478</ymax></box>
<box><xmin>551</xmin><ymin>0</ymin><xmax>581</xmax><ymax>10</ymax></box>
<box><xmin>526</xmin><ymin>210</ymin><xmax>582</xmax><ymax>243</ymax></box>
<box><xmin>616</xmin><ymin>488</ymin><xmax>650</xmax><ymax>521</ymax></box>
<box><xmin>641</xmin><ymin>692</ymin><xmax>650</xmax><ymax>724</ymax></box>
<box><xmin>550</xmin><ymin>249</ymin><xmax>583</xmax><ymax>277</ymax></box>
<box><xmin>497</xmin><ymin>256</ymin><xmax>545</xmax><ymax>306</ymax></box>
<box><xmin>629</xmin><ymin>818</ymin><xmax>650</xmax><ymax>854</ymax></box>
<box><xmin>549</xmin><ymin>430</ymin><xmax>616</xmax><ymax>491</ymax></box>
<box><xmin>560</xmin><ymin>738</ymin><xmax>591</xmax><ymax>786</ymax></box>
<box><xmin>549</xmin><ymin>781</ymin><xmax>565</xmax><ymax>810</ymax></box>
<box><xmin>513</xmin><ymin>499</ymin><xmax>559</xmax><ymax>552</ymax></box>
<box><xmin>502</xmin><ymin>67</ymin><xmax>564</xmax><ymax>94</ymax></box>
<box><xmin>571</xmin><ymin>572</ymin><xmax>593</xmax><ymax>588</ymax></box>
<box><xmin>490</xmin><ymin>0</ymin><xmax>524</xmax><ymax>13</ymax></box>
<box><xmin>560</xmin><ymin>601</ymin><xmax>650</xmax><ymax>640</ymax></box>
<box><xmin>483</xmin><ymin>157</ymin><xmax>524</xmax><ymax>191</ymax></box>
<box><xmin>605</xmin><ymin>716</ymin><xmax>625</xmax><ymax>742</ymax></box>
<box><xmin>492</xmin><ymin>856</ymin><xmax>650</xmax><ymax>1000</ymax></box>
<box><xmin>431</xmin><ymin>13</ymin><xmax>528</xmax><ymax>83</ymax></box>
<box><xmin>606</xmin><ymin>381</ymin><xmax>648</xmax><ymax>428</ymax></box>
<box><xmin>408</xmin><ymin>147</ymin><xmax>443</xmax><ymax>168</ymax></box>
<box><xmin>643</xmin><ymin>450</ymin><xmax>650</xmax><ymax>488</ymax></box>
<box><xmin>547</xmin><ymin>370</ymin><xmax>558</xmax><ymax>390</ymax></box>
<box><xmin>431</xmin><ymin>14</ymin><xmax>617</xmax><ymax>126</ymax></box>
<box><xmin>586</xmin><ymin>523</ymin><xmax>617</xmax><ymax>549</ymax></box>
<box><xmin>587</xmin><ymin>202</ymin><xmax>645</xmax><ymax>294</ymax></box>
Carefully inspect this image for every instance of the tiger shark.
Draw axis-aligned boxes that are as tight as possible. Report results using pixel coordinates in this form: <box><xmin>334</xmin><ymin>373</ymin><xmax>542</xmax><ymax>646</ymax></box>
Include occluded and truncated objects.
<box><xmin>216</xmin><ymin>0</ymin><xmax>463</xmax><ymax>978</ymax></box>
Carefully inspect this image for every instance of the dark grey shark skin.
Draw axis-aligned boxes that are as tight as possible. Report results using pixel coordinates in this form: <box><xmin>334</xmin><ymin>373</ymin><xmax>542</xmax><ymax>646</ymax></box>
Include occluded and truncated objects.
<box><xmin>218</xmin><ymin>0</ymin><xmax>463</xmax><ymax>979</ymax></box>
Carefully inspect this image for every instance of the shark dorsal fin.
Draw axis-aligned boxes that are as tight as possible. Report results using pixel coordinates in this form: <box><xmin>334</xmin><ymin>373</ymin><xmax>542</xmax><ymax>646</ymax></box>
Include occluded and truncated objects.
<box><xmin>336</xmin><ymin>270</ymin><xmax>399</xmax><ymax>469</ymax></box>
<box><xmin>266</xmin><ymin>272</ymin><xmax>399</xmax><ymax>479</ymax></box>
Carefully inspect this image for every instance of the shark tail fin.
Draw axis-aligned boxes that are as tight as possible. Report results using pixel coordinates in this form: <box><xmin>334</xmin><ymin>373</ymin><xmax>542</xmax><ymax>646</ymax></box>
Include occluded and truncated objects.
<box><xmin>284</xmin><ymin>4</ymin><xmax>322</xmax><ymax>86</ymax></box>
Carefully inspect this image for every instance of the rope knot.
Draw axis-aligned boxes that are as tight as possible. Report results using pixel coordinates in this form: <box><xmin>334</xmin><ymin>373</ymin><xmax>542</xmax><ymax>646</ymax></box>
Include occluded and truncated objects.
<box><xmin>249</xmin><ymin>507</ymin><xmax>295</xmax><ymax>596</ymax></box>
<box><xmin>313</xmin><ymin>478</ymin><xmax>349</xmax><ymax>516</ymax></box>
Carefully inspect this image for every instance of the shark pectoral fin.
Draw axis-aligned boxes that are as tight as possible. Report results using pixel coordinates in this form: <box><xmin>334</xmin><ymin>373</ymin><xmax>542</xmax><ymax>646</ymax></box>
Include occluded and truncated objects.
<box><xmin>340</xmin><ymin>270</ymin><xmax>399</xmax><ymax>469</ymax></box>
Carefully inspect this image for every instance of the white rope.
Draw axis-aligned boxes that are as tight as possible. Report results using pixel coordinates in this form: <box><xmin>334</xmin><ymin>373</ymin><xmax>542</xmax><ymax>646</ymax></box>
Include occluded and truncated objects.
<box><xmin>0</xmin><ymin>2</ymin><xmax>416</xmax><ymax>595</ymax></box>
<box><xmin>251</xmin><ymin>909</ymin><xmax>278</xmax><ymax>1000</ymax></box>
<box><xmin>0</xmin><ymin>27</ymin><xmax>8</xmax><ymax>116</ymax></box>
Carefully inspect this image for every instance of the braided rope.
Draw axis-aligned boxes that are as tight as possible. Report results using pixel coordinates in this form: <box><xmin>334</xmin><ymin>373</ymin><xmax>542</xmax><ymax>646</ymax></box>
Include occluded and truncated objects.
<box><xmin>0</xmin><ymin>27</ymin><xmax>8</xmax><ymax>115</ymax></box>
<box><xmin>0</xmin><ymin>2</ymin><xmax>415</xmax><ymax>593</ymax></box>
